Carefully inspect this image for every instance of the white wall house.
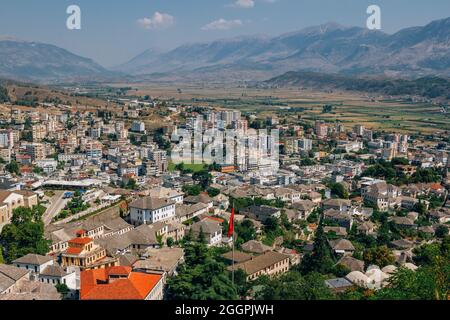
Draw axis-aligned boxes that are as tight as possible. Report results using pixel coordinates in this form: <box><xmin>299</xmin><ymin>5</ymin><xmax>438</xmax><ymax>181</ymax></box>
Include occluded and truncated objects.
<box><xmin>13</xmin><ymin>254</ymin><xmax>54</xmax><ymax>276</ymax></box>
<box><xmin>38</xmin><ymin>265</ymin><xmax>78</xmax><ymax>298</ymax></box>
<box><xmin>191</xmin><ymin>219</ymin><xmax>223</xmax><ymax>247</ymax></box>
<box><xmin>129</xmin><ymin>197</ymin><xmax>176</xmax><ymax>225</ymax></box>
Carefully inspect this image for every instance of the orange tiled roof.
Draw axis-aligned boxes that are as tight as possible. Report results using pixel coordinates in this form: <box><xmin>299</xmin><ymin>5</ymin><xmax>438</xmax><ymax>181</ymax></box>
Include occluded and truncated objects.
<box><xmin>430</xmin><ymin>183</ymin><xmax>442</xmax><ymax>190</ymax></box>
<box><xmin>204</xmin><ymin>216</ymin><xmax>225</xmax><ymax>223</ymax></box>
<box><xmin>80</xmin><ymin>267</ymin><xmax>162</xmax><ymax>300</ymax></box>
<box><xmin>107</xmin><ymin>266</ymin><xmax>132</xmax><ymax>276</ymax></box>
<box><xmin>68</xmin><ymin>237</ymin><xmax>92</xmax><ymax>245</ymax></box>
<box><xmin>66</xmin><ymin>247</ymin><xmax>83</xmax><ymax>255</ymax></box>
<box><xmin>75</xmin><ymin>229</ymin><xmax>87</xmax><ymax>236</ymax></box>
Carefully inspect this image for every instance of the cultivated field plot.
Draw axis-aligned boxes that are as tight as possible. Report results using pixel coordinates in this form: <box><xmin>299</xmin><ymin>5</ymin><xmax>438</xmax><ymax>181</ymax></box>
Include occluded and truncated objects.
<box><xmin>119</xmin><ymin>84</ymin><xmax>449</xmax><ymax>134</ymax></box>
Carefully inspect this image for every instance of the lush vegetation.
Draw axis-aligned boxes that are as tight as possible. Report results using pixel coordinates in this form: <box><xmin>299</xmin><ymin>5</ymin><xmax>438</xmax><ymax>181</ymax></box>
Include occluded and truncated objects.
<box><xmin>166</xmin><ymin>241</ymin><xmax>237</xmax><ymax>300</ymax></box>
<box><xmin>54</xmin><ymin>191</ymin><xmax>90</xmax><ymax>221</ymax></box>
<box><xmin>362</xmin><ymin>159</ymin><xmax>443</xmax><ymax>185</ymax></box>
<box><xmin>266</xmin><ymin>71</ymin><xmax>450</xmax><ymax>99</ymax></box>
<box><xmin>230</xmin><ymin>197</ymin><xmax>285</xmax><ymax>214</ymax></box>
<box><xmin>256</xmin><ymin>272</ymin><xmax>334</xmax><ymax>300</ymax></box>
<box><xmin>154</xmin><ymin>128</ymin><xmax>171</xmax><ymax>150</ymax></box>
<box><xmin>300</xmin><ymin>221</ymin><xmax>335</xmax><ymax>275</ymax></box>
<box><xmin>0</xmin><ymin>205</ymin><xmax>50</xmax><ymax>263</ymax></box>
<box><xmin>5</xmin><ymin>160</ymin><xmax>20</xmax><ymax>175</ymax></box>
<box><xmin>328</xmin><ymin>182</ymin><xmax>349</xmax><ymax>199</ymax></box>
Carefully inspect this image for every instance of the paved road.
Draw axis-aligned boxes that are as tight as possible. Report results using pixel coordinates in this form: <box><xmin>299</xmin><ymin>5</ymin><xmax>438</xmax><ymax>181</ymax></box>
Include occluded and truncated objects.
<box><xmin>43</xmin><ymin>191</ymin><xmax>69</xmax><ymax>225</ymax></box>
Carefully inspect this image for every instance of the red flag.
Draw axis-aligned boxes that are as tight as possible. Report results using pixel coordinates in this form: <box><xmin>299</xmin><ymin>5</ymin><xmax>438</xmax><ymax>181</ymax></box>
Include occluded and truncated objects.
<box><xmin>227</xmin><ymin>207</ymin><xmax>235</xmax><ymax>238</ymax></box>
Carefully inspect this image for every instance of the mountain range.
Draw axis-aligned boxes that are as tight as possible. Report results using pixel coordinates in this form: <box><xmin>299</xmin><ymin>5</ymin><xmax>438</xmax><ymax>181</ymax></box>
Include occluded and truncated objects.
<box><xmin>0</xmin><ymin>39</ymin><xmax>118</xmax><ymax>83</ymax></box>
<box><xmin>116</xmin><ymin>17</ymin><xmax>450</xmax><ymax>82</ymax></box>
<box><xmin>1</xmin><ymin>16</ymin><xmax>449</xmax><ymax>83</ymax></box>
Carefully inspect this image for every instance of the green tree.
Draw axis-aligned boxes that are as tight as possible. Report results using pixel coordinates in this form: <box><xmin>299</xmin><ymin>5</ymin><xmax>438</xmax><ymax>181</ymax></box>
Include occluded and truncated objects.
<box><xmin>55</xmin><ymin>283</ymin><xmax>69</xmax><ymax>296</ymax></box>
<box><xmin>182</xmin><ymin>185</ymin><xmax>202</xmax><ymax>196</ymax></box>
<box><xmin>166</xmin><ymin>237</ymin><xmax>174</xmax><ymax>248</ymax></box>
<box><xmin>435</xmin><ymin>225</ymin><xmax>449</xmax><ymax>238</ymax></box>
<box><xmin>6</xmin><ymin>161</ymin><xmax>20</xmax><ymax>175</ymax></box>
<box><xmin>234</xmin><ymin>220</ymin><xmax>257</xmax><ymax>247</ymax></box>
<box><xmin>413</xmin><ymin>243</ymin><xmax>441</xmax><ymax>266</ymax></box>
<box><xmin>300</xmin><ymin>221</ymin><xmax>335</xmax><ymax>274</ymax></box>
<box><xmin>363</xmin><ymin>246</ymin><xmax>395</xmax><ymax>267</ymax></box>
<box><xmin>166</xmin><ymin>242</ymin><xmax>237</xmax><ymax>300</ymax></box>
<box><xmin>328</xmin><ymin>183</ymin><xmax>349</xmax><ymax>199</ymax></box>
<box><xmin>33</xmin><ymin>166</ymin><xmax>44</xmax><ymax>175</ymax></box>
<box><xmin>256</xmin><ymin>271</ymin><xmax>334</xmax><ymax>300</ymax></box>
<box><xmin>198</xmin><ymin>227</ymin><xmax>206</xmax><ymax>244</ymax></box>
<box><xmin>374</xmin><ymin>259</ymin><xmax>449</xmax><ymax>300</ymax></box>
<box><xmin>233</xmin><ymin>269</ymin><xmax>250</xmax><ymax>297</ymax></box>
<box><xmin>193</xmin><ymin>170</ymin><xmax>212</xmax><ymax>189</ymax></box>
<box><xmin>0</xmin><ymin>206</ymin><xmax>50</xmax><ymax>263</ymax></box>
<box><xmin>184</xmin><ymin>228</ymin><xmax>194</xmax><ymax>242</ymax></box>
<box><xmin>126</xmin><ymin>179</ymin><xmax>137</xmax><ymax>190</ymax></box>
<box><xmin>207</xmin><ymin>187</ymin><xmax>220</xmax><ymax>197</ymax></box>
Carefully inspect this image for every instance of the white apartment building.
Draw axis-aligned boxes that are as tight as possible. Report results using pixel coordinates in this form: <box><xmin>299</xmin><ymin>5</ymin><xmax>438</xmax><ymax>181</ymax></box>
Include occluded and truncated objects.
<box><xmin>129</xmin><ymin>197</ymin><xmax>176</xmax><ymax>225</ymax></box>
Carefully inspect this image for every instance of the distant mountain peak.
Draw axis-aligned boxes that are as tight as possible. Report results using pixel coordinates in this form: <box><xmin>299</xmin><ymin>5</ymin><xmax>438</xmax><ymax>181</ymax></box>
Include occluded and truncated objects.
<box><xmin>2</xmin><ymin>16</ymin><xmax>450</xmax><ymax>83</ymax></box>
<box><xmin>0</xmin><ymin>39</ymin><xmax>119</xmax><ymax>83</ymax></box>
<box><xmin>119</xmin><ymin>16</ymin><xmax>450</xmax><ymax>81</ymax></box>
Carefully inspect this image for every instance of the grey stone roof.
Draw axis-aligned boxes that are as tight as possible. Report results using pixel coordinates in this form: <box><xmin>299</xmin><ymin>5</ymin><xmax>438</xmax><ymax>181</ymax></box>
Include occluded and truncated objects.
<box><xmin>241</xmin><ymin>240</ymin><xmax>272</xmax><ymax>254</ymax></box>
<box><xmin>12</xmin><ymin>254</ymin><xmax>53</xmax><ymax>266</ymax></box>
<box><xmin>228</xmin><ymin>251</ymin><xmax>290</xmax><ymax>275</ymax></box>
<box><xmin>129</xmin><ymin>197</ymin><xmax>174</xmax><ymax>210</ymax></box>
<box><xmin>191</xmin><ymin>219</ymin><xmax>221</xmax><ymax>235</ymax></box>
<box><xmin>325</xmin><ymin>277</ymin><xmax>354</xmax><ymax>289</ymax></box>
<box><xmin>337</xmin><ymin>256</ymin><xmax>365</xmax><ymax>272</ymax></box>
<box><xmin>329</xmin><ymin>239</ymin><xmax>355</xmax><ymax>251</ymax></box>
<box><xmin>0</xmin><ymin>265</ymin><xmax>29</xmax><ymax>293</ymax></box>
<box><xmin>39</xmin><ymin>265</ymin><xmax>68</xmax><ymax>278</ymax></box>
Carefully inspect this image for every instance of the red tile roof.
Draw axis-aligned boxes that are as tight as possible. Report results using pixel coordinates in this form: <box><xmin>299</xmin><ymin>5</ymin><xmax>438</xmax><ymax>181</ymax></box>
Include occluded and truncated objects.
<box><xmin>80</xmin><ymin>267</ymin><xmax>162</xmax><ymax>300</ymax></box>
<box><xmin>68</xmin><ymin>237</ymin><xmax>92</xmax><ymax>245</ymax></box>
<box><xmin>66</xmin><ymin>247</ymin><xmax>83</xmax><ymax>255</ymax></box>
<box><xmin>430</xmin><ymin>183</ymin><xmax>443</xmax><ymax>190</ymax></box>
<box><xmin>203</xmin><ymin>216</ymin><xmax>225</xmax><ymax>223</ymax></box>
<box><xmin>107</xmin><ymin>266</ymin><xmax>132</xmax><ymax>276</ymax></box>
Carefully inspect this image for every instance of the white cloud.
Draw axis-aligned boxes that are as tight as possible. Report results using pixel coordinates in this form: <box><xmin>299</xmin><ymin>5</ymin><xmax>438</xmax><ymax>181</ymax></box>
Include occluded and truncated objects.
<box><xmin>201</xmin><ymin>19</ymin><xmax>243</xmax><ymax>31</ymax></box>
<box><xmin>137</xmin><ymin>12</ymin><xmax>175</xmax><ymax>30</ymax></box>
<box><xmin>234</xmin><ymin>0</ymin><xmax>255</xmax><ymax>8</ymax></box>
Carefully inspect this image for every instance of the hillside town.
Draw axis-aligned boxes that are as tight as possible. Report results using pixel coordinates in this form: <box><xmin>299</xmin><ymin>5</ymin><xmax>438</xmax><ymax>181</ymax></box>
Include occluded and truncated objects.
<box><xmin>0</xmin><ymin>98</ymin><xmax>449</xmax><ymax>301</ymax></box>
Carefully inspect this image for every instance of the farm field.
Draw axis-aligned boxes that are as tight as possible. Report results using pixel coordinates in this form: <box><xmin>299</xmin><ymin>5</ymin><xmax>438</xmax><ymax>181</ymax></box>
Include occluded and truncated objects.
<box><xmin>115</xmin><ymin>83</ymin><xmax>449</xmax><ymax>134</ymax></box>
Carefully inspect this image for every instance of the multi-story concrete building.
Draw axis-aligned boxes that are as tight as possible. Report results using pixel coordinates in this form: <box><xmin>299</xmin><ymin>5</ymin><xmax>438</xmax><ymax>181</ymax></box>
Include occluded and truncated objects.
<box><xmin>0</xmin><ymin>130</ymin><xmax>14</xmax><ymax>148</ymax></box>
<box><xmin>299</xmin><ymin>138</ymin><xmax>313</xmax><ymax>151</ymax></box>
<box><xmin>25</xmin><ymin>143</ymin><xmax>46</xmax><ymax>161</ymax></box>
<box><xmin>129</xmin><ymin>197</ymin><xmax>176</xmax><ymax>225</ymax></box>
<box><xmin>32</xmin><ymin>124</ymin><xmax>47</xmax><ymax>142</ymax></box>
<box><xmin>315</xmin><ymin>121</ymin><xmax>328</xmax><ymax>138</ymax></box>
<box><xmin>131</xmin><ymin>121</ymin><xmax>146</xmax><ymax>133</ymax></box>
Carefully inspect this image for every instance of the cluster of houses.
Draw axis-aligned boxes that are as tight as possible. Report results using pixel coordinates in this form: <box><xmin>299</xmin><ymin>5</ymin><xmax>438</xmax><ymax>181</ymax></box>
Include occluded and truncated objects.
<box><xmin>0</xmin><ymin>101</ymin><xmax>449</xmax><ymax>300</ymax></box>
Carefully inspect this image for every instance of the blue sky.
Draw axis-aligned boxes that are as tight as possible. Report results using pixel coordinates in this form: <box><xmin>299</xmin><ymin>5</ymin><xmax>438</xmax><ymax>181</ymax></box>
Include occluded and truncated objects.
<box><xmin>0</xmin><ymin>0</ymin><xmax>449</xmax><ymax>66</ymax></box>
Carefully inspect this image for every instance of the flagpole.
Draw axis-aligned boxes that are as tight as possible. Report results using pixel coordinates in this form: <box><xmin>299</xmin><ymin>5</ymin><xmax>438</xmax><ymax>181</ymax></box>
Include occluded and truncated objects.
<box><xmin>231</xmin><ymin>201</ymin><xmax>235</xmax><ymax>287</ymax></box>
